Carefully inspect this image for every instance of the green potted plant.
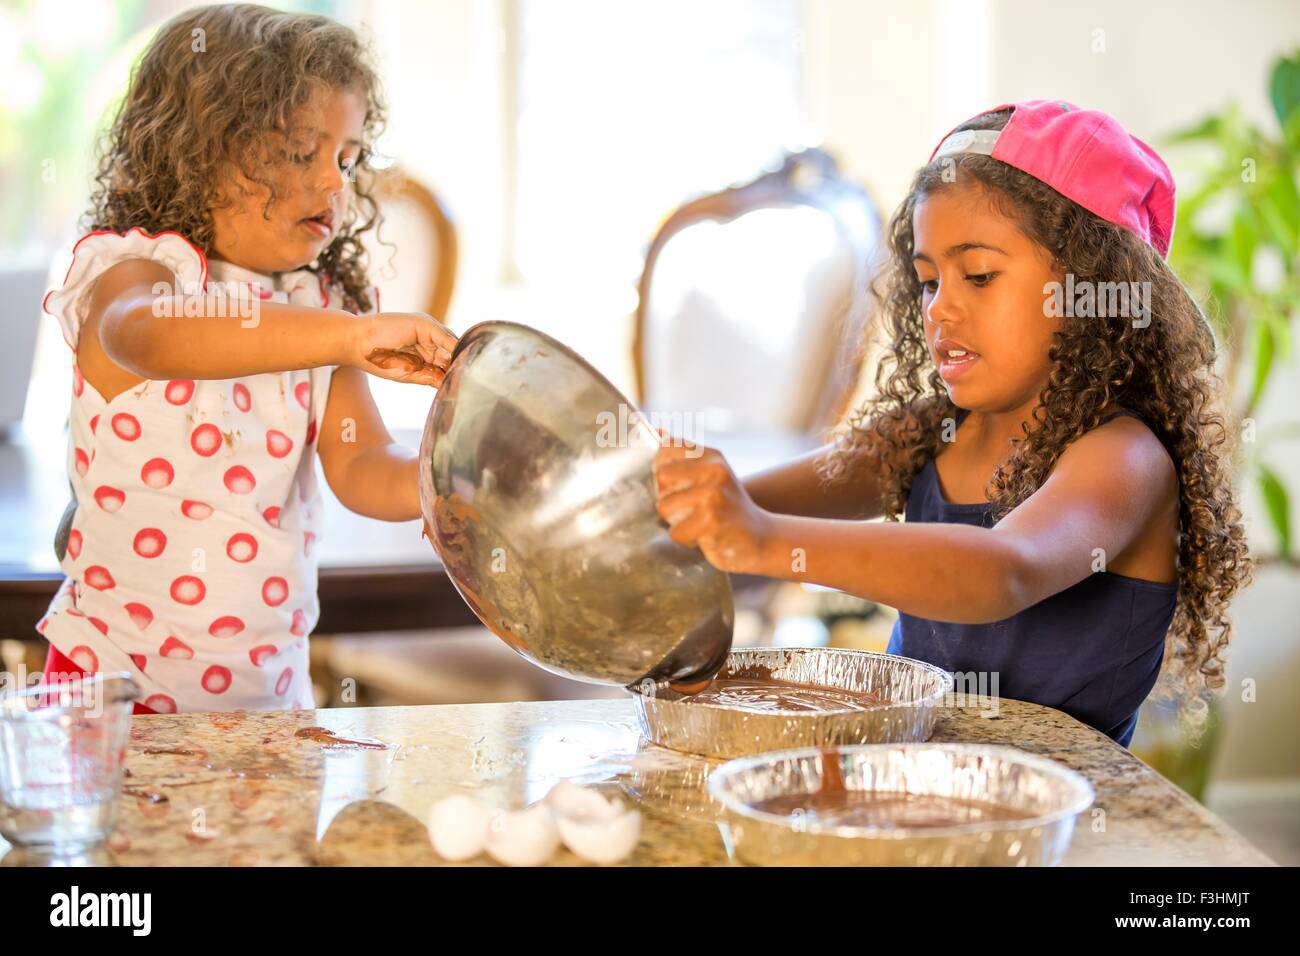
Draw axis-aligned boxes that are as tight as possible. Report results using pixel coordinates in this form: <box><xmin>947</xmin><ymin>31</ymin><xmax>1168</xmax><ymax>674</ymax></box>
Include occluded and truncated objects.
<box><xmin>1131</xmin><ymin>52</ymin><xmax>1300</xmax><ymax>796</ymax></box>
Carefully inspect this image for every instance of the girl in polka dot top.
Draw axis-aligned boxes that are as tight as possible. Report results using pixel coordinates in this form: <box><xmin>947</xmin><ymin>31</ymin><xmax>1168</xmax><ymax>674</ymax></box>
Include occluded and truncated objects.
<box><xmin>36</xmin><ymin>6</ymin><xmax>455</xmax><ymax>713</ymax></box>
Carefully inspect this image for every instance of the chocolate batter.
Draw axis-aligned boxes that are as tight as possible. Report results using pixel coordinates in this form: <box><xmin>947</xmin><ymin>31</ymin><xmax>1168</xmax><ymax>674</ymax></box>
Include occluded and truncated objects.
<box><xmin>673</xmin><ymin>676</ymin><xmax>890</xmax><ymax>713</ymax></box>
<box><xmin>753</xmin><ymin>749</ymin><xmax>1028</xmax><ymax>828</ymax></box>
<box><xmin>753</xmin><ymin>789</ymin><xmax>1032</xmax><ymax>829</ymax></box>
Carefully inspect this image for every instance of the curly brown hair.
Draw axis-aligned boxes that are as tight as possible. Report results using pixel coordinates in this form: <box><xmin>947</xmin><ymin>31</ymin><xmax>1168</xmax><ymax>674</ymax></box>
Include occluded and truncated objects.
<box><xmin>820</xmin><ymin>108</ymin><xmax>1252</xmax><ymax>734</ymax></box>
<box><xmin>85</xmin><ymin>3</ymin><xmax>386</xmax><ymax>312</ymax></box>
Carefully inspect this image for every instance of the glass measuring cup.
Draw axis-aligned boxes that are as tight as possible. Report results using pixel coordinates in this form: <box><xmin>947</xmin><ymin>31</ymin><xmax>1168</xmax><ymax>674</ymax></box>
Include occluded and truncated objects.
<box><xmin>0</xmin><ymin>672</ymin><xmax>140</xmax><ymax>849</ymax></box>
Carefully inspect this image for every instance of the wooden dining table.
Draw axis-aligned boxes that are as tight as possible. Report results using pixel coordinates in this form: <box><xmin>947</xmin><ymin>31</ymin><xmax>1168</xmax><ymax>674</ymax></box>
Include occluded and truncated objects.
<box><xmin>0</xmin><ymin>422</ymin><xmax>817</xmax><ymax>640</ymax></box>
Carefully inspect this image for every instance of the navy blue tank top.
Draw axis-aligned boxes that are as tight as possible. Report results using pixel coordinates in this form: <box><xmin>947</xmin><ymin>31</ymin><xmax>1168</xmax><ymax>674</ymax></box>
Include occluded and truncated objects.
<box><xmin>885</xmin><ymin>409</ymin><xmax>1177</xmax><ymax>747</ymax></box>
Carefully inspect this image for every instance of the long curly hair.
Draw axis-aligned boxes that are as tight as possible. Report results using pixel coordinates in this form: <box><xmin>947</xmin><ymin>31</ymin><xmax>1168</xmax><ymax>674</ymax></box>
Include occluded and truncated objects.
<box><xmin>820</xmin><ymin>108</ymin><xmax>1251</xmax><ymax>734</ymax></box>
<box><xmin>85</xmin><ymin>3</ymin><xmax>386</xmax><ymax>312</ymax></box>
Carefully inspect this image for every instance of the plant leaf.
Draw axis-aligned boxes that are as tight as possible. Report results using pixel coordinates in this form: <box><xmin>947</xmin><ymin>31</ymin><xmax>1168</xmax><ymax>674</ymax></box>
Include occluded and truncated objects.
<box><xmin>1257</xmin><ymin>464</ymin><xmax>1292</xmax><ymax>560</ymax></box>
<box><xmin>1206</xmin><ymin>256</ymin><xmax>1249</xmax><ymax>292</ymax></box>
<box><xmin>1267</xmin><ymin>158</ymin><xmax>1300</xmax><ymax>229</ymax></box>
<box><xmin>1267</xmin><ymin>307</ymin><xmax>1294</xmax><ymax>360</ymax></box>
<box><xmin>1249</xmin><ymin>315</ymin><xmax>1276</xmax><ymax>411</ymax></box>
<box><xmin>1285</xmin><ymin>110</ymin><xmax>1300</xmax><ymax>157</ymax></box>
<box><xmin>1166</xmin><ymin>114</ymin><xmax>1223</xmax><ymax>145</ymax></box>
<box><xmin>1272</xmin><ymin>53</ymin><xmax>1300</xmax><ymax>143</ymax></box>
<box><xmin>1227</xmin><ymin>208</ymin><xmax>1258</xmax><ymax>281</ymax></box>
<box><xmin>1259</xmin><ymin>187</ymin><xmax>1299</xmax><ymax>260</ymax></box>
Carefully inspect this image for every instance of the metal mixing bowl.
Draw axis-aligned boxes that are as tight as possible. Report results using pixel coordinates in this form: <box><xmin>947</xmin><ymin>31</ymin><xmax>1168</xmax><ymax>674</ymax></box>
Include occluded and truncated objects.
<box><xmin>418</xmin><ymin>321</ymin><xmax>734</xmax><ymax>687</ymax></box>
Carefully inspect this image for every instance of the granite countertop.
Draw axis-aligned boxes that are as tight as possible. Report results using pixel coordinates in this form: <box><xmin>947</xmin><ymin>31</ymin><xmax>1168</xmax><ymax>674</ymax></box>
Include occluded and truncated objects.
<box><xmin>0</xmin><ymin>697</ymin><xmax>1275</xmax><ymax>866</ymax></box>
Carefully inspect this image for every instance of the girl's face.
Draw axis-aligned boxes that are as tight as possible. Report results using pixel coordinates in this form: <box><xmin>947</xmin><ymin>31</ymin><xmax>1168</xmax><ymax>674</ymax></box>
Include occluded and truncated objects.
<box><xmin>911</xmin><ymin>183</ymin><xmax>1062</xmax><ymax>415</ymax></box>
<box><xmin>210</xmin><ymin>86</ymin><xmax>367</xmax><ymax>274</ymax></box>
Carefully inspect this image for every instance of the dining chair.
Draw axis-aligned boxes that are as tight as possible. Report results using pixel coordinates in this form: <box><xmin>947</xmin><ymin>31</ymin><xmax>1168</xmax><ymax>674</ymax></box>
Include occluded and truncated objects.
<box><xmin>633</xmin><ymin>149</ymin><xmax>882</xmax><ymax>645</ymax></box>
<box><xmin>632</xmin><ymin>147</ymin><xmax>882</xmax><ymax>438</ymax></box>
<box><xmin>362</xmin><ymin>167</ymin><xmax>459</xmax><ymax>323</ymax></box>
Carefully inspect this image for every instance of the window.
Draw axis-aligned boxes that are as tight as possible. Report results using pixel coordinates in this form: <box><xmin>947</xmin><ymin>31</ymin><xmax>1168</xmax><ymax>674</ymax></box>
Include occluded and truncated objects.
<box><xmin>7</xmin><ymin>0</ymin><xmax>344</xmax><ymax>435</ymax></box>
<box><xmin>510</xmin><ymin>0</ymin><xmax>808</xmax><ymax>286</ymax></box>
<box><xmin>9</xmin><ymin>0</ymin><xmax>809</xmax><ymax>432</ymax></box>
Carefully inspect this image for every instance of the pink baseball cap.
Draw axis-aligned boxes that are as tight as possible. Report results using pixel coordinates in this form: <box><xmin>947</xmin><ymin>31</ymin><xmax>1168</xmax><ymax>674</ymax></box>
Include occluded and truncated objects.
<box><xmin>927</xmin><ymin>99</ymin><xmax>1176</xmax><ymax>258</ymax></box>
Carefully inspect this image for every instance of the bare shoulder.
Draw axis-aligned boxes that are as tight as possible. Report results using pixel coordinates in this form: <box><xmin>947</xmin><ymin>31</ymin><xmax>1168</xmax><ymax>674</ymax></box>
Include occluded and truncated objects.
<box><xmin>1056</xmin><ymin>411</ymin><xmax>1178</xmax><ymax>501</ymax></box>
<box><xmin>79</xmin><ymin>258</ymin><xmax>182</xmax><ymax>398</ymax></box>
<box><xmin>90</xmin><ymin>257</ymin><xmax>176</xmax><ymax>299</ymax></box>
<box><xmin>87</xmin><ymin>256</ymin><xmax>176</xmax><ymax>312</ymax></box>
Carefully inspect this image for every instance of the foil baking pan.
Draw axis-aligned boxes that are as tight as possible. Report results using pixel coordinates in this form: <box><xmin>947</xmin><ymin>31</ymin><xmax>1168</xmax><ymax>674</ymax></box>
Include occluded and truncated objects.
<box><xmin>628</xmin><ymin>647</ymin><xmax>953</xmax><ymax>759</ymax></box>
<box><xmin>708</xmin><ymin>743</ymin><xmax>1095</xmax><ymax>866</ymax></box>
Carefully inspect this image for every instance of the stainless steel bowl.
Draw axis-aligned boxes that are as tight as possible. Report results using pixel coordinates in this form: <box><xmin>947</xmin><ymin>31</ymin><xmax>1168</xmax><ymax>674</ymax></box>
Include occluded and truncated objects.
<box><xmin>708</xmin><ymin>743</ymin><xmax>1095</xmax><ymax>866</ymax></box>
<box><xmin>418</xmin><ymin>321</ymin><xmax>734</xmax><ymax>686</ymax></box>
<box><xmin>630</xmin><ymin>647</ymin><xmax>954</xmax><ymax>759</ymax></box>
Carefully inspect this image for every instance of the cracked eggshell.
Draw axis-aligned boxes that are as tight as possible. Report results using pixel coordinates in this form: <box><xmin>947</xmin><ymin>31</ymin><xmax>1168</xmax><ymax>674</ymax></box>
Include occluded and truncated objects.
<box><xmin>546</xmin><ymin>779</ymin><xmax>622</xmax><ymax>821</ymax></box>
<box><xmin>546</xmin><ymin>780</ymin><xmax>641</xmax><ymax>864</ymax></box>
<box><xmin>556</xmin><ymin>806</ymin><xmax>641</xmax><ymax>864</ymax></box>
<box><xmin>484</xmin><ymin>803</ymin><xmax>561</xmax><ymax>867</ymax></box>
<box><xmin>427</xmin><ymin>794</ymin><xmax>492</xmax><ymax>861</ymax></box>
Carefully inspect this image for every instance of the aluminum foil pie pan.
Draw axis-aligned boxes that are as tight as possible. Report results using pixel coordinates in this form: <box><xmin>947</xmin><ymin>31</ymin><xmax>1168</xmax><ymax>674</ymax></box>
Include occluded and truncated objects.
<box><xmin>707</xmin><ymin>742</ymin><xmax>1095</xmax><ymax>866</ymax></box>
<box><xmin>628</xmin><ymin>647</ymin><xmax>954</xmax><ymax>759</ymax></box>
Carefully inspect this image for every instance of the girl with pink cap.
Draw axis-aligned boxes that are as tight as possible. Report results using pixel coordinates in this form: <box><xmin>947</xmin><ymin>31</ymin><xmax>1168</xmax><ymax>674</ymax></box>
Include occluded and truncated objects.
<box><xmin>653</xmin><ymin>100</ymin><xmax>1250</xmax><ymax>747</ymax></box>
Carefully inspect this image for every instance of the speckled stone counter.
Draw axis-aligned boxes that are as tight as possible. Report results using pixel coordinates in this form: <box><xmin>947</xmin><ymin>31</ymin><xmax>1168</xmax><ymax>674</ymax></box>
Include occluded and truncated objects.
<box><xmin>0</xmin><ymin>697</ymin><xmax>1275</xmax><ymax>866</ymax></box>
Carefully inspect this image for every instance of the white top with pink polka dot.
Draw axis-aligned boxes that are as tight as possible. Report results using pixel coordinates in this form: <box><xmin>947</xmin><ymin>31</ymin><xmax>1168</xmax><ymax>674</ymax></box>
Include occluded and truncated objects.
<box><xmin>37</xmin><ymin>227</ymin><xmax>368</xmax><ymax>713</ymax></box>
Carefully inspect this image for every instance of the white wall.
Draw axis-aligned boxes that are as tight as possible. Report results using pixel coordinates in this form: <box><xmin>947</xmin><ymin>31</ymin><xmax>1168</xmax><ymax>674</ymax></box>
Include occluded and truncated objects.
<box><xmin>803</xmin><ymin>0</ymin><xmax>994</xmax><ymax>216</ymax></box>
<box><xmin>359</xmin><ymin>0</ymin><xmax>509</xmax><ymax>327</ymax></box>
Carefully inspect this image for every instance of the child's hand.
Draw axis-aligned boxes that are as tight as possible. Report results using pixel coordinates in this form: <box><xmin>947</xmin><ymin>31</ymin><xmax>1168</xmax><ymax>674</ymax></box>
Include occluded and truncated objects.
<box><xmin>350</xmin><ymin>311</ymin><xmax>458</xmax><ymax>386</ymax></box>
<box><xmin>652</xmin><ymin>435</ymin><xmax>773</xmax><ymax>574</ymax></box>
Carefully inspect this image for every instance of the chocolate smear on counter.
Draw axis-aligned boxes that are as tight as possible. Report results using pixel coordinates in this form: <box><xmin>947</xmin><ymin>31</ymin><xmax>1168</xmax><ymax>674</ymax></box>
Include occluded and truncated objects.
<box><xmin>294</xmin><ymin>726</ymin><xmax>390</xmax><ymax>749</ymax></box>
<box><xmin>123</xmin><ymin>788</ymin><xmax>169</xmax><ymax>803</ymax></box>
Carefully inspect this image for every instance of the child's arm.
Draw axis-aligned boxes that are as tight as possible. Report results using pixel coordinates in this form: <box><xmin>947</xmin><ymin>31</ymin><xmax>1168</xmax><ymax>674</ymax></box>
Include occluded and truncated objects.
<box><xmin>316</xmin><ymin>366</ymin><xmax>424</xmax><ymax>521</ymax></box>
<box><xmin>84</xmin><ymin>258</ymin><xmax>454</xmax><ymax>386</ymax></box>
<box><xmin>741</xmin><ymin>405</ymin><xmax>927</xmax><ymax>520</ymax></box>
<box><xmin>654</xmin><ymin>419</ymin><xmax>1177</xmax><ymax>624</ymax></box>
<box><xmin>744</xmin><ymin>446</ymin><xmax>884</xmax><ymax>520</ymax></box>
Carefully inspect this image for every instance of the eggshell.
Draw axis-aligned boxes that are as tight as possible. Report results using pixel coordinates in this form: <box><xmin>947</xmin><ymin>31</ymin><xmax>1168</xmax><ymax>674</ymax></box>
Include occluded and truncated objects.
<box><xmin>556</xmin><ymin>808</ymin><xmax>642</xmax><ymax>864</ymax></box>
<box><xmin>427</xmin><ymin>794</ymin><xmax>492</xmax><ymax>861</ymax></box>
<box><xmin>546</xmin><ymin>780</ymin><xmax>641</xmax><ymax>864</ymax></box>
<box><xmin>547</xmin><ymin>779</ymin><xmax>621</xmax><ymax>821</ymax></box>
<box><xmin>484</xmin><ymin>803</ymin><xmax>561</xmax><ymax>867</ymax></box>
